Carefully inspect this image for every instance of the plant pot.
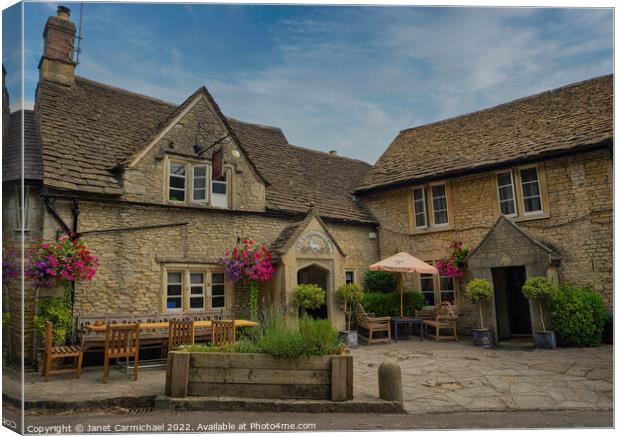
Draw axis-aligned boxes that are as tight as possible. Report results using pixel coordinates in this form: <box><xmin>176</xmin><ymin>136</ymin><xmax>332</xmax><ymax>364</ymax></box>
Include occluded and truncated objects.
<box><xmin>472</xmin><ymin>328</ymin><xmax>494</xmax><ymax>348</ymax></box>
<box><xmin>339</xmin><ymin>330</ymin><xmax>359</xmax><ymax>348</ymax></box>
<box><xmin>533</xmin><ymin>331</ymin><xmax>556</xmax><ymax>349</ymax></box>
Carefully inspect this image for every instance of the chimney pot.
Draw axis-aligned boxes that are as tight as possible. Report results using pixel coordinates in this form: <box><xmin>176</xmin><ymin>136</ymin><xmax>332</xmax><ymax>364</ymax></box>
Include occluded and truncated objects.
<box><xmin>57</xmin><ymin>5</ymin><xmax>71</xmax><ymax>20</ymax></box>
<box><xmin>329</xmin><ymin>150</ymin><xmax>337</xmax><ymax>155</ymax></box>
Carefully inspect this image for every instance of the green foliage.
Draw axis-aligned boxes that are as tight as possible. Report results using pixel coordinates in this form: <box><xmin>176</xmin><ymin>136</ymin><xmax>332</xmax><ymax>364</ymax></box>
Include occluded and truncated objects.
<box><xmin>2</xmin><ymin>311</ymin><xmax>10</xmax><ymax>327</ymax></box>
<box><xmin>248</xmin><ymin>281</ymin><xmax>259</xmax><ymax>321</ymax></box>
<box><xmin>464</xmin><ymin>279</ymin><xmax>494</xmax><ymax>303</ymax></box>
<box><xmin>298</xmin><ymin>317</ymin><xmax>340</xmax><ymax>355</ymax></box>
<box><xmin>551</xmin><ymin>284</ymin><xmax>606</xmax><ymax>346</ymax></box>
<box><xmin>256</xmin><ymin>316</ymin><xmax>309</xmax><ymax>358</ymax></box>
<box><xmin>336</xmin><ymin>283</ymin><xmax>364</xmax><ymax>330</ymax></box>
<box><xmin>364</xmin><ymin>270</ymin><xmax>397</xmax><ymax>293</ymax></box>
<box><xmin>522</xmin><ymin>277</ymin><xmax>557</xmax><ymax>301</ymax></box>
<box><xmin>362</xmin><ymin>291</ymin><xmax>424</xmax><ymax>316</ymax></box>
<box><xmin>33</xmin><ymin>296</ymin><xmax>73</xmax><ymax>344</ymax></box>
<box><xmin>293</xmin><ymin>284</ymin><xmax>325</xmax><ymax>310</ymax></box>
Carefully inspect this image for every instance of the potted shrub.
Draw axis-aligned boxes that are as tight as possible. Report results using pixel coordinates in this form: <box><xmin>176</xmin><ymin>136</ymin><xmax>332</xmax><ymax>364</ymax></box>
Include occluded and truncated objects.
<box><xmin>522</xmin><ymin>276</ymin><xmax>558</xmax><ymax>349</ymax></box>
<box><xmin>464</xmin><ymin>279</ymin><xmax>494</xmax><ymax>347</ymax></box>
<box><xmin>293</xmin><ymin>283</ymin><xmax>325</xmax><ymax>317</ymax></box>
<box><xmin>336</xmin><ymin>283</ymin><xmax>363</xmax><ymax>347</ymax></box>
<box><xmin>550</xmin><ymin>284</ymin><xmax>606</xmax><ymax>347</ymax></box>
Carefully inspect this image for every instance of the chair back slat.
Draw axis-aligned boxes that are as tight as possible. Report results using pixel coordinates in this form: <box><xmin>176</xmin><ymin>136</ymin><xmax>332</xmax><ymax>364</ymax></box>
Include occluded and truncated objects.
<box><xmin>436</xmin><ymin>302</ymin><xmax>457</xmax><ymax>321</ymax></box>
<box><xmin>211</xmin><ymin>320</ymin><xmax>235</xmax><ymax>346</ymax></box>
<box><xmin>355</xmin><ymin>303</ymin><xmax>368</xmax><ymax>323</ymax></box>
<box><xmin>169</xmin><ymin>320</ymin><xmax>195</xmax><ymax>350</ymax></box>
<box><xmin>104</xmin><ymin>323</ymin><xmax>140</xmax><ymax>358</ymax></box>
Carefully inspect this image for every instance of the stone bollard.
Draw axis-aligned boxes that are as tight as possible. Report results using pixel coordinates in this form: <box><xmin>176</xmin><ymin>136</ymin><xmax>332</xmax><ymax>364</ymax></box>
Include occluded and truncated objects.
<box><xmin>378</xmin><ymin>361</ymin><xmax>403</xmax><ymax>403</ymax></box>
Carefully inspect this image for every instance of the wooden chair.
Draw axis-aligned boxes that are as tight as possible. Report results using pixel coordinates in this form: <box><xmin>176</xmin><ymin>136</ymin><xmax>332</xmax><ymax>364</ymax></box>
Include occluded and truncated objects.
<box><xmin>41</xmin><ymin>321</ymin><xmax>83</xmax><ymax>381</ymax></box>
<box><xmin>103</xmin><ymin>323</ymin><xmax>140</xmax><ymax>383</ymax></box>
<box><xmin>211</xmin><ymin>320</ymin><xmax>235</xmax><ymax>346</ymax></box>
<box><xmin>355</xmin><ymin>303</ymin><xmax>391</xmax><ymax>345</ymax></box>
<box><xmin>422</xmin><ymin>302</ymin><xmax>458</xmax><ymax>341</ymax></box>
<box><xmin>168</xmin><ymin>320</ymin><xmax>195</xmax><ymax>350</ymax></box>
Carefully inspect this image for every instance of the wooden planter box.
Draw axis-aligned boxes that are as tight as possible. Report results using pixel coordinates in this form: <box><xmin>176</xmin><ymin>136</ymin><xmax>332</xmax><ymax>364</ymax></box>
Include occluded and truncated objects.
<box><xmin>165</xmin><ymin>352</ymin><xmax>353</xmax><ymax>401</ymax></box>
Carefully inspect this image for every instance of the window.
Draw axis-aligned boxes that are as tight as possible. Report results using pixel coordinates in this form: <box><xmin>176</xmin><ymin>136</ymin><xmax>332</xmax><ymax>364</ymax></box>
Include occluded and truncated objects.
<box><xmin>345</xmin><ymin>270</ymin><xmax>355</xmax><ymax>284</ymax></box>
<box><xmin>192</xmin><ymin>165</ymin><xmax>208</xmax><ymax>202</ymax></box>
<box><xmin>431</xmin><ymin>184</ymin><xmax>449</xmax><ymax>225</ymax></box>
<box><xmin>169</xmin><ymin>162</ymin><xmax>186</xmax><ymax>201</ymax></box>
<box><xmin>189</xmin><ymin>273</ymin><xmax>205</xmax><ymax>309</ymax></box>
<box><xmin>420</xmin><ymin>273</ymin><xmax>435</xmax><ymax>306</ymax></box>
<box><xmin>439</xmin><ymin>276</ymin><xmax>456</xmax><ymax>304</ymax></box>
<box><xmin>211</xmin><ymin>169</ymin><xmax>228</xmax><ymax>208</ymax></box>
<box><xmin>211</xmin><ymin>273</ymin><xmax>226</xmax><ymax>308</ymax></box>
<box><xmin>520</xmin><ymin>167</ymin><xmax>543</xmax><ymax>214</ymax></box>
<box><xmin>496</xmin><ymin>171</ymin><xmax>517</xmax><ymax>216</ymax></box>
<box><xmin>412</xmin><ymin>187</ymin><xmax>427</xmax><ymax>228</ymax></box>
<box><xmin>166</xmin><ymin>272</ymin><xmax>183</xmax><ymax>311</ymax></box>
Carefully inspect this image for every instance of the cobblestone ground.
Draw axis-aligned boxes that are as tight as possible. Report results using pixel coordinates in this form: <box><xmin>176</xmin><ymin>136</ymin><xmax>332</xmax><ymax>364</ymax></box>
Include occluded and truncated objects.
<box><xmin>350</xmin><ymin>339</ymin><xmax>613</xmax><ymax>414</ymax></box>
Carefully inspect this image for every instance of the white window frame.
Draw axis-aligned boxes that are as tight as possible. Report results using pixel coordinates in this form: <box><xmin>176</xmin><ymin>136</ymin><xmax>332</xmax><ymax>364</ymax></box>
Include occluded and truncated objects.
<box><xmin>188</xmin><ymin>272</ymin><xmax>206</xmax><ymax>311</ymax></box>
<box><xmin>412</xmin><ymin>187</ymin><xmax>428</xmax><ymax>229</ymax></box>
<box><xmin>439</xmin><ymin>275</ymin><xmax>457</xmax><ymax>305</ymax></box>
<box><xmin>168</xmin><ymin>161</ymin><xmax>187</xmax><ymax>202</ymax></box>
<box><xmin>191</xmin><ymin>164</ymin><xmax>209</xmax><ymax>203</ymax></box>
<box><xmin>430</xmin><ymin>183</ymin><xmax>449</xmax><ymax>226</ymax></box>
<box><xmin>519</xmin><ymin>166</ymin><xmax>543</xmax><ymax>215</ymax></box>
<box><xmin>210</xmin><ymin>271</ymin><xmax>226</xmax><ymax>309</ymax></box>
<box><xmin>345</xmin><ymin>270</ymin><xmax>355</xmax><ymax>284</ymax></box>
<box><xmin>496</xmin><ymin>170</ymin><xmax>518</xmax><ymax>218</ymax></box>
<box><xmin>210</xmin><ymin>167</ymin><xmax>229</xmax><ymax>209</ymax></box>
<box><xmin>165</xmin><ymin>271</ymin><xmax>184</xmax><ymax>313</ymax></box>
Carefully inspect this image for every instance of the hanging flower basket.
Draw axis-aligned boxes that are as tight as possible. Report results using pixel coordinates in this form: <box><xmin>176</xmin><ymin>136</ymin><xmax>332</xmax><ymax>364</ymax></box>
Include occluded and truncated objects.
<box><xmin>437</xmin><ymin>242</ymin><xmax>469</xmax><ymax>278</ymax></box>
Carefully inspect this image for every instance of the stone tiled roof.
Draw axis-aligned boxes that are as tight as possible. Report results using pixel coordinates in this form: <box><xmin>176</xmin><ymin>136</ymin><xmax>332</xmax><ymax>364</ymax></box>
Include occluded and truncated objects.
<box><xmin>35</xmin><ymin>76</ymin><xmax>376</xmax><ymax>224</ymax></box>
<box><xmin>3</xmin><ymin>110</ymin><xmax>43</xmax><ymax>182</ymax></box>
<box><xmin>357</xmin><ymin>75</ymin><xmax>613</xmax><ymax>193</ymax></box>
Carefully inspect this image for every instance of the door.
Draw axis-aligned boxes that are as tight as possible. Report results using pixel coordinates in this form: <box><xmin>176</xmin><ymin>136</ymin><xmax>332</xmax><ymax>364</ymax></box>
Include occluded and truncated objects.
<box><xmin>492</xmin><ymin>266</ymin><xmax>532</xmax><ymax>340</ymax></box>
<box><xmin>297</xmin><ymin>265</ymin><xmax>328</xmax><ymax>319</ymax></box>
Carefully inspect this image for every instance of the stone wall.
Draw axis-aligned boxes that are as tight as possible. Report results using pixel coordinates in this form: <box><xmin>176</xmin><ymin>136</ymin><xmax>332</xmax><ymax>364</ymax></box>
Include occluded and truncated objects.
<box><xmin>361</xmin><ymin>149</ymin><xmax>613</xmax><ymax>332</ymax></box>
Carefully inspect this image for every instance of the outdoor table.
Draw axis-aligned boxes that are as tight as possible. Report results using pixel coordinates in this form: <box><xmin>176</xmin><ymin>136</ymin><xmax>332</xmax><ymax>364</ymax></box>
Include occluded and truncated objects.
<box><xmin>84</xmin><ymin>319</ymin><xmax>257</xmax><ymax>333</ymax></box>
<box><xmin>390</xmin><ymin>317</ymin><xmax>423</xmax><ymax>342</ymax></box>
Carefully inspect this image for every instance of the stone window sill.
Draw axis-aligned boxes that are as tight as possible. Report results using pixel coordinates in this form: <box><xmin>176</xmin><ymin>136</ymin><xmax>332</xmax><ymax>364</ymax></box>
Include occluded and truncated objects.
<box><xmin>512</xmin><ymin>212</ymin><xmax>550</xmax><ymax>223</ymax></box>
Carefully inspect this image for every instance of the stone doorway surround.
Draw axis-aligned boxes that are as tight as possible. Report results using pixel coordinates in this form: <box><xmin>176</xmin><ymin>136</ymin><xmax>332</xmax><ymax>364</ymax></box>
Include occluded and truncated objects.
<box><xmin>269</xmin><ymin>208</ymin><xmax>347</xmax><ymax>330</ymax></box>
<box><xmin>467</xmin><ymin>216</ymin><xmax>561</xmax><ymax>341</ymax></box>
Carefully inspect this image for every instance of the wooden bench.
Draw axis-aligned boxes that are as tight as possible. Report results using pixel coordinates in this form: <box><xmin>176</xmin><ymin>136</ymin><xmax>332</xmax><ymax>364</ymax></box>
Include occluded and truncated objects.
<box><xmin>355</xmin><ymin>303</ymin><xmax>391</xmax><ymax>345</ymax></box>
<box><xmin>418</xmin><ymin>302</ymin><xmax>458</xmax><ymax>341</ymax></box>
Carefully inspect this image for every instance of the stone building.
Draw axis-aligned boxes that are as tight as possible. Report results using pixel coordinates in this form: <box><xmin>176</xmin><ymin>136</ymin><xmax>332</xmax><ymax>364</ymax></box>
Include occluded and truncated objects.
<box><xmin>2</xmin><ymin>7</ymin><xmax>613</xmax><ymax>364</ymax></box>
<box><xmin>356</xmin><ymin>75</ymin><xmax>613</xmax><ymax>339</ymax></box>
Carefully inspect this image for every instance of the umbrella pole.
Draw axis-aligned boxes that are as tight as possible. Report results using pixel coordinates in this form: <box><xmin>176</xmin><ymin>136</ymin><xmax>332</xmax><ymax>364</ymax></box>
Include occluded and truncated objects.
<box><xmin>400</xmin><ymin>272</ymin><xmax>404</xmax><ymax>318</ymax></box>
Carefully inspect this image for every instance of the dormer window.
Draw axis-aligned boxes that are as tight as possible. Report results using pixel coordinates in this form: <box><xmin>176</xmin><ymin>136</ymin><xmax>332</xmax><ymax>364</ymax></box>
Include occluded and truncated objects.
<box><xmin>169</xmin><ymin>162</ymin><xmax>186</xmax><ymax>201</ymax></box>
<box><xmin>192</xmin><ymin>165</ymin><xmax>208</xmax><ymax>202</ymax></box>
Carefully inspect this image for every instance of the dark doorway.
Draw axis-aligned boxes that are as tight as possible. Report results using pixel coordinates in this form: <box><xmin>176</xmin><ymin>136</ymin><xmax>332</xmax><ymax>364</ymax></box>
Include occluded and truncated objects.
<box><xmin>492</xmin><ymin>266</ymin><xmax>532</xmax><ymax>340</ymax></box>
<box><xmin>297</xmin><ymin>265</ymin><xmax>328</xmax><ymax>319</ymax></box>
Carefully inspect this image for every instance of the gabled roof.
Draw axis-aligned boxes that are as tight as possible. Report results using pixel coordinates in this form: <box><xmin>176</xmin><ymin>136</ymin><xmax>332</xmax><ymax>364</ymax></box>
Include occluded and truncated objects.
<box><xmin>3</xmin><ymin>110</ymin><xmax>43</xmax><ymax>182</ymax></box>
<box><xmin>35</xmin><ymin>76</ymin><xmax>377</xmax><ymax>224</ymax></box>
<box><xmin>357</xmin><ymin>75</ymin><xmax>613</xmax><ymax>194</ymax></box>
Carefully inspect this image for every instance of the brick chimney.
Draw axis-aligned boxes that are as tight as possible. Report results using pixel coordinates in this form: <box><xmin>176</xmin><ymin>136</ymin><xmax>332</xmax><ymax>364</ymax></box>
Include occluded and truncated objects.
<box><xmin>38</xmin><ymin>5</ymin><xmax>76</xmax><ymax>85</ymax></box>
<box><xmin>329</xmin><ymin>150</ymin><xmax>337</xmax><ymax>155</ymax></box>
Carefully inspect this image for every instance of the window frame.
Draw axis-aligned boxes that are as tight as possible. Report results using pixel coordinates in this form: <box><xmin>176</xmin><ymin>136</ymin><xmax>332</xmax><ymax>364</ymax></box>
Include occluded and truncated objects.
<box><xmin>210</xmin><ymin>272</ymin><xmax>226</xmax><ymax>309</ymax></box>
<box><xmin>191</xmin><ymin>164</ymin><xmax>209</xmax><ymax>204</ymax></box>
<box><xmin>439</xmin><ymin>275</ymin><xmax>456</xmax><ymax>305</ymax></box>
<box><xmin>429</xmin><ymin>182</ymin><xmax>449</xmax><ymax>227</ymax></box>
<box><xmin>188</xmin><ymin>271</ymin><xmax>206</xmax><ymax>311</ymax></box>
<box><xmin>345</xmin><ymin>270</ymin><xmax>355</xmax><ymax>285</ymax></box>
<box><xmin>210</xmin><ymin>167</ymin><xmax>229</xmax><ymax>209</ymax></box>
<box><xmin>518</xmin><ymin>165</ymin><xmax>543</xmax><ymax>216</ymax></box>
<box><xmin>165</xmin><ymin>271</ymin><xmax>184</xmax><ymax>313</ymax></box>
<box><xmin>163</xmin><ymin>266</ymin><xmax>227</xmax><ymax>312</ymax></box>
<box><xmin>495</xmin><ymin>170</ymin><xmax>518</xmax><ymax>218</ymax></box>
<box><xmin>419</xmin><ymin>273</ymin><xmax>436</xmax><ymax>307</ymax></box>
<box><xmin>168</xmin><ymin>161</ymin><xmax>187</xmax><ymax>203</ymax></box>
<box><xmin>412</xmin><ymin>187</ymin><xmax>428</xmax><ymax>229</ymax></box>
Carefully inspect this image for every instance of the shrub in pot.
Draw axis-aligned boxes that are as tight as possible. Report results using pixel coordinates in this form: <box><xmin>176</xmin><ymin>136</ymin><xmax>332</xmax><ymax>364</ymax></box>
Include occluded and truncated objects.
<box><xmin>336</xmin><ymin>283</ymin><xmax>363</xmax><ymax>347</ymax></box>
<box><xmin>522</xmin><ymin>276</ymin><xmax>558</xmax><ymax>349</ymax></box>
<box><xmin>550</xmin><ymin>284</ymin><xmax>606</xmax><ymax>347</ymax></box>
<box><xmin>464</xmin><ymin>279</ymin><xmax>494</xmax><ymax>347</ymax></box>
<box><xmin>293</xmin><ymin>283</ymin><xmax>325</xmax><ymax>317</ymax></box>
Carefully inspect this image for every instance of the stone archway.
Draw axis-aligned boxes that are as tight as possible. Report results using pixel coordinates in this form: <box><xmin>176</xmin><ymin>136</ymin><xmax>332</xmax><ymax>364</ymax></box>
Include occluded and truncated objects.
<box><xmin>297</xmin><ymin>263</ymin><xmax>330</xmax><ymax>319</ymax></box>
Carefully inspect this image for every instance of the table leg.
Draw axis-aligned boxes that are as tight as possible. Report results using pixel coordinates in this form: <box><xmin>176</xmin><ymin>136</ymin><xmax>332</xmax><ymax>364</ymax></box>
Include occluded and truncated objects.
<box><xmin>393</xmin><ymin>322</ymin><xmax>398</xmax><ymax>342</ymax></box>
<box><xmin>420</xmin><ymin>322</ymin><xmax>424</xmax><ymax>341</ymax></box>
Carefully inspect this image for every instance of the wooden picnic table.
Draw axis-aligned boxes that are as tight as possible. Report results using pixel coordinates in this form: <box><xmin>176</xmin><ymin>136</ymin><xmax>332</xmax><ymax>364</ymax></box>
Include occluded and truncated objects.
<box><xmin>85</xmin><ymin>319</ymin><xmax>258</xmax><ymax>332</ymax></box>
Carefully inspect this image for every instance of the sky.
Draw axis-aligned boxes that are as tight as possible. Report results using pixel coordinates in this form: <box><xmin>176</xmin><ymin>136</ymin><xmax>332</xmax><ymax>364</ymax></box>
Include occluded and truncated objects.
<box><xmin>2</xmin><ymin>1</ymin><xmax>614</xmax><ymax>163</ymax></box>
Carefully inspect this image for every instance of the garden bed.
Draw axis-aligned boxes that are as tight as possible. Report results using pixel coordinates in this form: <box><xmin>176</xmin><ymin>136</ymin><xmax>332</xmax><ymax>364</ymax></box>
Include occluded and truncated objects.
<box><xmin>165</xmin><ymin>351</ymin><xmax>353</xmax><ymax>401</ymax></box>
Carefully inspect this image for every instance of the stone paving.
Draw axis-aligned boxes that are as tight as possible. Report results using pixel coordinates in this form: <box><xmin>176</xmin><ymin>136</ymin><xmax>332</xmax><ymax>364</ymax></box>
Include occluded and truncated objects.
<box><xmin>3</xmin><ymin>340</ymin><xmax>613</xmax><ymax>415</ymax></box>
<box><xmin>350</xmin><ymin>339</ymin><xmax>613</xmax><ymax>414</ymax></box>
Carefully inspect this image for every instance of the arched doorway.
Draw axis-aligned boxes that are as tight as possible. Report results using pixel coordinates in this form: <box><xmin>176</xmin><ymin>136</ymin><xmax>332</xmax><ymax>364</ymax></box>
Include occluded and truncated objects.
<box><xmin>297</xmin><ymin>264</ymin><xmax>329</xmax><ymax>319</ymax></box>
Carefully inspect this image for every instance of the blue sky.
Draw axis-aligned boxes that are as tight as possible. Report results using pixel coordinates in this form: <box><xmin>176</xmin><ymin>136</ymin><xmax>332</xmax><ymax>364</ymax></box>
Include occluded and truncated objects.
<box><xmin>3</xmin><ymin>1</ymin><xmax>614</xmax><ymax>163</ymax></box>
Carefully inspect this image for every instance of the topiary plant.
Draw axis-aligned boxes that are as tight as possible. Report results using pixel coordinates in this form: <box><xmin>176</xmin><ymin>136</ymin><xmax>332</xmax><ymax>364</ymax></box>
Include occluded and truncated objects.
<box><xmin>464</xmin><ymin>279</ymin><xmax>494</xmax><ymax>329</ymax></box>
<box><xmin>293</xmin><ymin>284</ymin><xmax>325</xmax><ymax>316</ymax></box>
<box><xmin>522</xmin><ymin>276</ymin><xmax>557</xmax><ymax>332</ymax></box>
<box><xmin>336</xmin><ymin>283</ymin><xmax>364</xmax><ymax>331</ymax></box>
